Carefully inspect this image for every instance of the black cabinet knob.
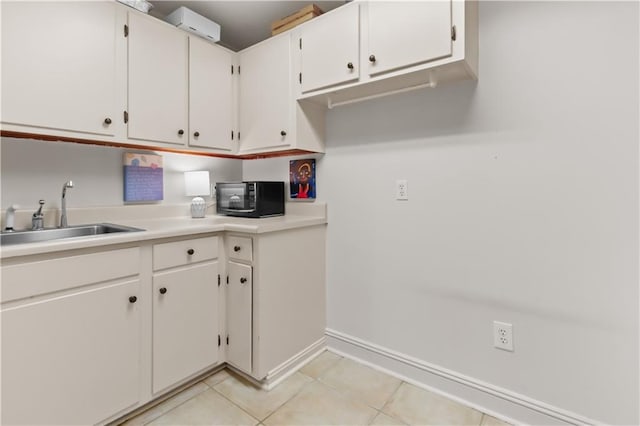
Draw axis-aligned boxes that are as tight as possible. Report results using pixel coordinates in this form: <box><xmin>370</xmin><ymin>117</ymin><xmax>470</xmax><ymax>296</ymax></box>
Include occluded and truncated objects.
<box><xmin>280</xmin><ymin>130</ymin><xmax>287</xmax><ymax>136</ymax></box>
<box><xmin>240</xmin><ymin>277</ymin><xmax>247</xmax><ymax>284</ymax></box>
<box><xmin>104</xmin><ymin>117</ymin><xmax>112</xmax><ymax>125</ymax></box>
<box><xmin>159</xmin><ymin>287</ymin><xmax>167</xmax><ymax>294</ymax></box>
<box><xmin>233</xmin><ymin>246</ymin><xmax>241</xmax><ymax>252</ymax></box>
<box><xmin>194</xmin><ymin>131</ymin><xmax>200</xmax><ymax>137</ymax></box>
<box><xmin>187</xmin><ymin>248</ymin><xmax>195</xmax><ymax>255</ymax></box>
<box><xmin>369</xmin><ymin>54</ymin><xmax>376</xmax><ymax>63</ymax></box>
<box><xmin>129</xmin><ymin>296</ymin><xmax>137</xmax><ymax>303</ymax></box>
<box><xmin>347</xmin><ymin>62</ymin><xmax>354</xmax><ymax>70</ymax></box>
<box><xmin>178</xmin><ymin>129</ymin><xmax>184</xmax><ymax>135</ymax></box>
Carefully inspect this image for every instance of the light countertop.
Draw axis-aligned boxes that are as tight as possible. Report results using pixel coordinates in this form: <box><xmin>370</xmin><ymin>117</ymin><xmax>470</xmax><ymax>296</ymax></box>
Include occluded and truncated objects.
<box><xmin>0</xmin><ymin>203</ymin><xmax>327</xmax><ymax>259</ymax></box>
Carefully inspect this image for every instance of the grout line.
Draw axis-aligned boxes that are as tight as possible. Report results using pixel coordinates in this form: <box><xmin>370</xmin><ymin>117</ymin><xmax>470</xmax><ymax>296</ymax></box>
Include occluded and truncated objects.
<box><xmin>137</xmin><ymin>382</ymin><xmax>211</xmax><ymax>425</ymax></box>
<box><xmin>371</xmin><ymin>409</ymin><xmax>408</xmax><ymax>426</ymax></box>
<box><xmin>261</xmin><ymin>373</ymin><xmax>317</xmax><ymax>424</ymax></box>
<box><xmin>315</xmin><ymin>358</ymin><xmax>404</xmax><ymax>413</ymax></box>
<box><xmin>208</xmin><ymin>369</ymin><xmax>317</xmax><ymax>423</ymax></box>
<box><xmin>479</xmin><ymin>412</ymin><xmax>487</xmax><ymax>426</ymax></box>
<box><xmin>202</xmin><ymin>370</ymin><xmax>233</xmax><ymax>390</ymax></box>
<box><xmin>208</xmin><ymin>378</ymin><xmax>262</xmax><ymax>424</ymax></box>
<box><xmin>131</xmin><ymin>368</ymin><xmax>228</xmax><ymax>425</ymax></box>
<box><xmin>378</xmin><ymin>379</ymin><xmax>404</xmax><ymax>417</ymax></box>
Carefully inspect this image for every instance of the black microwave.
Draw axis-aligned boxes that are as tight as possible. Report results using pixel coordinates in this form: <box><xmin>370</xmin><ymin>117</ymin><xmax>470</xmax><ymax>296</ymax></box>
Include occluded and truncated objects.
<box><xmin>215</xmin><ymin>181</ymin><xmax>285</xmax><ymax>218</ymax></box>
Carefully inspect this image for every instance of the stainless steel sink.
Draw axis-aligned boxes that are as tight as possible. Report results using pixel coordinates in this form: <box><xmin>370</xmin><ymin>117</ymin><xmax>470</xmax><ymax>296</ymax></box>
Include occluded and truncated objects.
<box><xmin>1</xmin><ymin>223</ymin><xmax>145</xmax><ymax>246</ymax></box>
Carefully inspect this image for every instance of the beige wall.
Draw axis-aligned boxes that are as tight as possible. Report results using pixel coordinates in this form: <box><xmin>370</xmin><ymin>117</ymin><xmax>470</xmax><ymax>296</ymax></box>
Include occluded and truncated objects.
<box><xmin>244</xmin><ymin>2</ymin><xmax>639</xmax><ymax>424</ymax></box>
<box><xmin>0</xmin><ymin>138</ymin><xmax>242</xmax><ymax>210</ymax></box>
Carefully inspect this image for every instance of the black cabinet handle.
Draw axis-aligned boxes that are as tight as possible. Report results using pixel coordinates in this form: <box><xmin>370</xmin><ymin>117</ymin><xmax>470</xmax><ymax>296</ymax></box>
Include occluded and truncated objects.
<box><xmin>233</xmin><ymin>246</ymin><xmax>241</xmax><ymax>252</ymax></box>
<box><xmin>347</xmin><ymin>62</ymin><xmax>354</xmax><ymax>70</ymax></box>
<box><xmin>159</xmin><ymin>287</ymin><xmax>167</xmax><ymax>295</ymax></box>
<box><xmin>178</xmin><ymin>129</ymin><xmax>184</xmax><ymax>135</ymax></box>
<box><xmin>187</xmin><ymin>248</ymin><xmax>195</xmax><ymax>255</ymax></box>
<box><xmin>280</xmin><ymin>130</ymin><xmax>287</xmax><ymax>136</ymax></box>
<box><xmin>369</xmin><ymin>54</ymin><xmax>376</xmax><ymax>63</ymax></box>
<box><xmin>240</xmin><ymin>277</ymin><xmax>247</xmax><ymax>284</ymax></box>
<box><xmin>104</xmin><ymin>117</ymin><xmax>112</xmax><ymax>125</ymax></box>
<box><xmin>194</xmin><ymin>131</ymin><xmax>200</xmax><ymax>137</ymax></box>
<box><xmin>129</xmin><ymin>296</ymin><xmax>137</xmax><ymax>303</ymax></box>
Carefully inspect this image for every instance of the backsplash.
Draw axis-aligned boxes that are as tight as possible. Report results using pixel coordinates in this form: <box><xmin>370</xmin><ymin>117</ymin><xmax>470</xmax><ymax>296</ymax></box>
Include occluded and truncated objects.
<box><xmin>0</xmin><ymin>137</ymin><xmax>242</xmax><ymax>210</ymax></box>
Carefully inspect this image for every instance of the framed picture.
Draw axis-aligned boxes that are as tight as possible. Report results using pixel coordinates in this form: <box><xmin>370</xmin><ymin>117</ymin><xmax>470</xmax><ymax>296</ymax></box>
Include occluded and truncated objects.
<box><xmin>289</xmin><ymin>159</ymin><xmax>316</xmax><ymax>200</ymax></box>
<box><xmin>123</xmin><ymin>153</ymin><xmax>163</xmax><ymax>202</ymax></box>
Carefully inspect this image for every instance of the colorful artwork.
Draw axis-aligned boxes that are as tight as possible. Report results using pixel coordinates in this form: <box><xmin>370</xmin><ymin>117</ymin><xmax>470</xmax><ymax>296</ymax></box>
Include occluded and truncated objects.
<box><xmin>123</xmin><ymin>153</ymin><xmax>163</xmax><ymax>202</ymax></box>
<box><xmin>289</xmin><ymin>159</ymin><xmax>316</xmax><ymax>200</ymax></box>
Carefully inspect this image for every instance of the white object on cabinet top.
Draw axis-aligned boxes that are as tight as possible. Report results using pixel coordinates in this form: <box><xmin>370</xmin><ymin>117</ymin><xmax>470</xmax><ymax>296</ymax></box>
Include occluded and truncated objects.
<box><xmin>164</xmin><ymin>6</ymin><xmax>221</xmax><ymax>43</ymax></box>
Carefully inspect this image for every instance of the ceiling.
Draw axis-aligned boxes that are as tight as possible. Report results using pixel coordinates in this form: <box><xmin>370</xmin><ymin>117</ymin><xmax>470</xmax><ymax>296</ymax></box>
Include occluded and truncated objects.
<box><xmin>148</xmin><ymin>1</ymin><xmax>347</xmax><ymax>51</ymax></box>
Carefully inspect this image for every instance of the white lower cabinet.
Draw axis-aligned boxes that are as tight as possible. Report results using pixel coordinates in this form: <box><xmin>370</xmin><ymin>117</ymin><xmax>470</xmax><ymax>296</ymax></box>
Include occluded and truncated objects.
<box><xmin>0</xmin><ymin>247</ymin><xmax>142</xmax><ymax>425</ymax></box>
<box><xmin>152</xmin><ymin>262</ymin><xmax>220</xmax><ymax>393</ymax></box>
<box><xmin>152</xmin><ymin>236</ymin><xmax>221</xmax><ymax>394</ymax></box>
<box><xmin>0</xmin><ymin>225</ymin><xmax>327</xmax><ymax>423</ymax></box>
<box><xmin>225</xmin><ymin>226</ymin><xmax>326</xmax><ymax>381</ymax></box>
<box><xmin>226</xmin><ymin>261</ymin><xmax>253</xmax><ymax>373</ymax></box>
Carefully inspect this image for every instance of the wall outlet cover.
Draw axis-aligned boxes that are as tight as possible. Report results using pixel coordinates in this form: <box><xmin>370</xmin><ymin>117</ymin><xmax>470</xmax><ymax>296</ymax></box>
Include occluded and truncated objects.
<box><xmin>493</xmin><ymin>321</ymin><xmax>514</xmax><ymax>352</ymax></box>
<box><xmin>396</xmin><ymin>179</ymin><xmax>408</xmax><ymax>200</ymax></box>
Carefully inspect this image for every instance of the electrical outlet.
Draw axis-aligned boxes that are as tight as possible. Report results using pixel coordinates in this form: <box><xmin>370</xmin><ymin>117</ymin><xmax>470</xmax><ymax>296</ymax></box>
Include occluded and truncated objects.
<box><xmin>396</xmin><ymin>179</ymin><xmax>408</xmax><ymax>200</ymax></box>
<box><xmin>493</xmin><ymin>321</ymin><xmax>514</xmax><ymax>351</ymax></box>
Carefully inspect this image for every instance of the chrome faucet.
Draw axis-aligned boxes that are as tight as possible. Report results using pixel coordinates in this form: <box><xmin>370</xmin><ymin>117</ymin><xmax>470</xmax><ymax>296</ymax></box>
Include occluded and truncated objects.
<box><xmin>32</xmin><ymin>200</ymin><xmax>45</xmax><ymax>230</ymax></box>
<box><xmin>60</xmin><ymin>180</ymin><xmax>74</xmax><ymax>228</ymax></box>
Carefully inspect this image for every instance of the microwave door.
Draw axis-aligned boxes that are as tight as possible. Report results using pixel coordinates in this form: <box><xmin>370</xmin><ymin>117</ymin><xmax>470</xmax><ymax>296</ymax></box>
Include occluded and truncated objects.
<box><xmin>229</xmin><ymin>194</ymin><xmax>242</xmax><ymax>209</ymax></box>
<box><xmin>218</xmin><ymin>184</ymin><xmax>247</xmax><ymax>210</ymax></box>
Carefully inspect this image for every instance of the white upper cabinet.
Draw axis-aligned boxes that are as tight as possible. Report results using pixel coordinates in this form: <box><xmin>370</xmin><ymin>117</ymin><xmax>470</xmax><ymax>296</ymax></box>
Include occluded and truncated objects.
<box><xmin>1</xmin><ymin>1</ymin><xmax>475</xmax><ymax>155</ymax></box>
<box><xmin>366</xmin><ymin>1</ymin><xmax>453</xmax><ymax>76</ymax></box>
<box><xmin>238</xmin><ymin>34</ymin><xmax>293</xmax><ymax>153</ymax></box>
<box><xmin>128</xmin><ymin>13</ymin><xmax>189</xmax><ymax>146</ymax></box>
<box><xmin>296</xmin><ymin>0</ymin><xmax>476</xmax><ymax>108</ymax></box>
<box><xmin>0</xmin><ymin>2</ymin><xmax>123</xmax><ymax>137</ymax></box>
<box><xmin>299</xmin><ymin>3</ymin><xmax>360</xmax><ymax>93</ymax></box>
<box><xmin>188</xmin><ymin>36</ymin><xmax>234</xmax><ymax>153</ymax></box>
<box><xmin>237</xmin><ymin>33</ymin><xmax>326</xmax><ymax>155</ymax></box>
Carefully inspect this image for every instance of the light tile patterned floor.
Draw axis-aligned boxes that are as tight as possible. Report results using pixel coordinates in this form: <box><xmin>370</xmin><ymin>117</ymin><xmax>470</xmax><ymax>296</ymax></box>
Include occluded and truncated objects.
<box><xmin>121</xmin><ymin>351</ymin><xmax>512</xmax><ymax>426</ymax></box>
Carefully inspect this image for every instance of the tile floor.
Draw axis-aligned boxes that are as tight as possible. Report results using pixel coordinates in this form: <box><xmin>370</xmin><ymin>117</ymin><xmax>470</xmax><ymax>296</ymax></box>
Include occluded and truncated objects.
<box><xmin>121</xmin><ymin>351</ymin><xmax>512</xmax><ymax>426</ymax></box>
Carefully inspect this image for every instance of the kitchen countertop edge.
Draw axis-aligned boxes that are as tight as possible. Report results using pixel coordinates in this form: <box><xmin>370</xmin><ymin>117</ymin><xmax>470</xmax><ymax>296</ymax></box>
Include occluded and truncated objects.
<box><xmin>0</xmin><ymin>215</ymin><xmax>327</xmax><ymax>260</ymax></box>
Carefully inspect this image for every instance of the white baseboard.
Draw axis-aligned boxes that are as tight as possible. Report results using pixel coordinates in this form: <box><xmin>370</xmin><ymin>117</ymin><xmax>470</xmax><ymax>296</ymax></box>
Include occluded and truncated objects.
<box><xmin>262</xmin><ymin>336</ymin><xmax>327</xmax><ymax>390</ymax></box>
<box><xmin>326</xmin><ymin>328</ymin><xmax>599</xmax><ymax>426</ymax></box>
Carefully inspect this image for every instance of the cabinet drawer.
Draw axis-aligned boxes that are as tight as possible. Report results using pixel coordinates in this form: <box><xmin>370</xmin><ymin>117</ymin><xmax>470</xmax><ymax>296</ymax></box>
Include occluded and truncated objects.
<box><xmin>153</xmin><ymin>236</ymin><xmax>219</xmax><ymax>271</ymax></box>
<box><xmin>1</xmin><ymin>247</ymin><xmax>140</xmax><ymax>303</ymax></box>
<box><xmin>226</xmin><ymin>236</ymin><xmax>253</xmax><ymax>262</ymax></box>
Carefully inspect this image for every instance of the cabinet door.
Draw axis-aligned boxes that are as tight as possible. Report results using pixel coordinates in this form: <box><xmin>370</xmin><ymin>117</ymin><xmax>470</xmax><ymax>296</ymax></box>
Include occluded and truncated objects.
<box><xmin>189</xmin><ymin>37</ymin><xmax>234</xmax><ymax>152</ymax></box>
<box><xmin>0</xmin><ymin>2</ymin><xmax>120</xmax><ymax>136</ymax></box>
<box><xmin>128</xmin><ymin>13</ymin><xmax>188</xmax><ymax>145</ymax></box>
<box><xmin>227</xmin><ymin>261</ymin><xmax>253</xmax><ymax>373</ymax></box>
<box><xmin>300</xmin><ymin>3</ymin><xmax>360</xmax><ymax>93</ymax></box>
<box><xmin>367</xmin><ymin>1</ymin><xmax>452</xmax><ymax>76</ymax></box>
<box><xmin>1</xmin><ymin>280</ymin><xmax>141</xmax><ymax>425</ymax></box>
<box><xmin>153</xmin><ymin>262</ymin><xmax>219</xmax><ymax>394</ymax></box>
<box><xmin>238</xmin><ymin>35</ymin><xmax>292</xmax><ymax>153</ymax></box>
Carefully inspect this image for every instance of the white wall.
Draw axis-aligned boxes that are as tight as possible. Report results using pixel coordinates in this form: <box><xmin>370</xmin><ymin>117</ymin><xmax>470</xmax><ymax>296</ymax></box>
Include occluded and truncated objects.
<box><xmin>244</xmin><ymin>1</ymin><xmax>639</xmax><ymax>424</ymax></box>
<box><xmin>0</xmin><ymin>137</ymin><xmax>242</xmax><ymax>210</ymax></box>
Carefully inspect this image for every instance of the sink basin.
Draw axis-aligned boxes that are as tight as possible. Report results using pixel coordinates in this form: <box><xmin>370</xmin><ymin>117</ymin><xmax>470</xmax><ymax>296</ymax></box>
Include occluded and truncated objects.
<box><xmin>1</xmin><ymin>223</ymin><xmax>145</xmax><ymax>246</ymax></box>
